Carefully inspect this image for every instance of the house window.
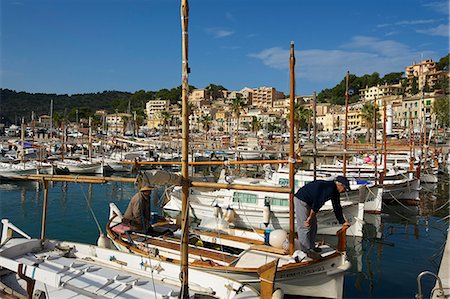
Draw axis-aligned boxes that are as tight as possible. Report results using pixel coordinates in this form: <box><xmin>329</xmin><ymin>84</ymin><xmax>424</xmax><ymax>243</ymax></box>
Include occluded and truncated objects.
<box><xmin>265</xmin><ymin>196</ymin><xmax>289</xmax><ymax>206</ymax></box>
<box><xmin>233</xmin><ymin>192</ymin><xmax>257</xmax><ymax>204</ymax></box>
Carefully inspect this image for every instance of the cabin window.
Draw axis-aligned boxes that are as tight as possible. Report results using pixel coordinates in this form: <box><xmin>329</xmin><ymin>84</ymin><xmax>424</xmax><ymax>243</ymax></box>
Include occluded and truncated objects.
<box><xmin>278</xmin><ymin>178</ymin><xmax>300</xmax><ymax>189</ymax></box>
<box><xmin>233</xmin><ymin>192</ymin><xmax>257</xmax><ymax>204</ymax></box>
<box><xmin>265</xmin><ymin>196</ymin><xmax>289</xmax><ymax>206</ymax></box>
<box><xmin>426</xmin><ymin>100</ymin><xmax>431</xmax><ymax>106</ymax></box>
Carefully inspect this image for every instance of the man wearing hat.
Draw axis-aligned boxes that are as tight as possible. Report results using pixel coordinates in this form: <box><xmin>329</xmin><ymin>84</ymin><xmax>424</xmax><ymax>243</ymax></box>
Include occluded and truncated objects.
<box><xmin>122</xmin><ymin>185</ymin><xmax>153</xmax><ymax>233</ymax></box>
<box><xmin>294</xmin><ymin>176</ymin><xmax>351</xmax><ymax>259</ymax></box>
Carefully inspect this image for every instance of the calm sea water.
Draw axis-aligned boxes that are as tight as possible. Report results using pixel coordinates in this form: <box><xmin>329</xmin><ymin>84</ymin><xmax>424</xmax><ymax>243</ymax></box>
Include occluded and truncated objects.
<box><xmin>0</xmin><ymin>174</ymin><xmax>448</xmax><ymax>299</ymax></box>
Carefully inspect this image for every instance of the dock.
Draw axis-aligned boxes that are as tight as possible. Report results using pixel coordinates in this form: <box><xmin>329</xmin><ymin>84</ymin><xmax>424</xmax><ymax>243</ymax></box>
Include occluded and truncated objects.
<box><xmin>433</xmin><ymin>224</ymin><xmax>450</xmax><ymax>298</ymax></box>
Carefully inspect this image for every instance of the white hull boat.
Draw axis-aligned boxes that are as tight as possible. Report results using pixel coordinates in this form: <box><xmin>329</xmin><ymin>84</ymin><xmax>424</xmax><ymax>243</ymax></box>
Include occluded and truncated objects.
<box><xmin>107</xmin><ymin>203</ymin><xmax>351</xmax><ymax>298</ymax></box>
<box><xmin>54</xmin><ymin>160</ymin><xmax>104</xmax><ymax>174</ymax></box>
<box><xmin>0</xmin><ymin>219</ymin><xmax>260</xmax><ymax>299</ymax></box>
<box><xmin>165</xmin><ymin>186</ymin><xmax>365</xmax><ymax>237</ymax></box>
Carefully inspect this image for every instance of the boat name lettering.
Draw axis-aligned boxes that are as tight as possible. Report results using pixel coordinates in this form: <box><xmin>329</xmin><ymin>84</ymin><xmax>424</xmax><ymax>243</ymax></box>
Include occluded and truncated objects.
<box><xmin>280</xmin><ymin>265</ymin><xmax>325</xmax><ymax>278</ymax></box>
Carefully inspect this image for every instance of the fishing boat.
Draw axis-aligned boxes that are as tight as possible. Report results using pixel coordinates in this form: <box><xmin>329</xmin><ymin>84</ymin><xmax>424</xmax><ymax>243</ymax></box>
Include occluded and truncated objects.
<box><xmin>164</xmin><ymin>185</ymin><xmax>365</xmax><ymax>237</ymax></box>
<box><xmin>0</xmin><ymin>219</ymin><xmax>261</xmax><ymax>299</ymax></box>
<box><xmin>53</xmin><ymin>159</ymin><xmax>104</xmax><ymax>175</ymax></box>
<box><xmin>106</xmin><ymin>203</ymin><xmax>351</xmax><ymax>298</ymax></box>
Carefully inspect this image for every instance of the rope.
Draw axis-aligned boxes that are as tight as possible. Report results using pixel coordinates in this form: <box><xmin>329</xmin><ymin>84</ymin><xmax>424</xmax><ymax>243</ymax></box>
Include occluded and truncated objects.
<box><xmin>78</xmin><ymin>184</ymin><xmax>103</xmax><ymax>235</ymax></box>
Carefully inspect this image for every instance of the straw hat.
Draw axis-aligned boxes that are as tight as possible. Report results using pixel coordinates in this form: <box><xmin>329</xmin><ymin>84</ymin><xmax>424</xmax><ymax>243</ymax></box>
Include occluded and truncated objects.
<box><xmin>140</xmin><ymin>185</ymin><xmax>153</xmax><ymax>192</ymax></box>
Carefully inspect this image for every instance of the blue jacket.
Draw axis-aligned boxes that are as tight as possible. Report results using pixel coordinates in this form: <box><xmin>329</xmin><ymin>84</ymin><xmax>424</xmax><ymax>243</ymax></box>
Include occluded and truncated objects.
<box><xmin>295</xmin><ymin>180</ymin><xmax>345</xmax><ymax>224</ymax></box>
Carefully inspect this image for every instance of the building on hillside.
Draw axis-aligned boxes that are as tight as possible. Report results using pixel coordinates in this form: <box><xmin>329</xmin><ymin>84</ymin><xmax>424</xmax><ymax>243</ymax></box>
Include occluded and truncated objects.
<box><xmin>222</xmin><ymin>90</ymin><xmax>252</xmax><ymax>105</ymax></box>
<box><xmin>146</xmin><ymin>99</ymin><xmax>170</xmax><ymax>128</ymax></box>
<box><xmin>392</xmin><ymin>93</ymin><xmax>437</xmax><ymax>129</ymax></box>
<box><xmin>106</xmin><ymin>113</ymin><xmax>132</xmax><ymax>134</ymax></box>
<box><xmin>189</xmin><ymin>89</ymin><xmax>210</xmax><ymax>102</ymax></box>
<box><xmin>252</xmin><ymin>87</ymin><xmax>284</xmax><ymax>110</ymax></box>
<box><xmin>405</xmin><ymin>59</ymin><xmax>444</xmax><ymax>94</ymax></box>
<box><xmin>38</xmin><ymin>115</ymin><xmax>51</xmax><ymax>129</ymax></box>
<box><xmin>359</xmin><ymin>83</ymin><xmax>404</xmax><ymax>102</ymax></box>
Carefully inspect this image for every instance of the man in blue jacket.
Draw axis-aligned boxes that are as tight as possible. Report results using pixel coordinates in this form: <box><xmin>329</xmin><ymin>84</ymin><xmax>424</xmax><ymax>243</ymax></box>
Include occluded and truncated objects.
<box><xmin>294</xmin><ymin>176</ymin><xmax>351</xmax><ymax>259</ymax></box>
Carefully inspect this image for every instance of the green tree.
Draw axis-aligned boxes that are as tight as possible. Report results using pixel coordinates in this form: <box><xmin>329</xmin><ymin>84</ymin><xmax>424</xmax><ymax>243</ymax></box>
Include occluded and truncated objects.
<box><xmin>360</xmin><ymin>102</ymin><xmax>380</xmax><ymax>143</ymax></box>
<box><xmin>205</xmin><ymin>84</ymin><xmax>227</xmax><ymax>101</ymax></box>
<box><xmin>200</xmin><ymin>114</ymin><xmax>213</xmax><ymax>141</ymax></box>
<box><xmin>231</xmin><ymin>95</ymin><xmax>244</xmax><ymax>147</ymax></box>
<box><xmin>250</xmin><ymin>116</ymin><xmax>262</xmax><ymax>137</ymax></box>
<box><xmin>159</xmin><ymin>111</ymin><xmax>171</xmax><ymax>135</ymax></box>
<box><xmin>433</xmin><ymin>96</ymin><xmax>450</xmax><ymax>127</ymax></box>
<box><xmin>411</xmin><ymin>77</ymin><xmax>419</xmax><ymax>95</ymax></box>
<box><xmin>436</xmin><ymin>54</ymin><xmax>449</xmax><ymax>71</ymax></box>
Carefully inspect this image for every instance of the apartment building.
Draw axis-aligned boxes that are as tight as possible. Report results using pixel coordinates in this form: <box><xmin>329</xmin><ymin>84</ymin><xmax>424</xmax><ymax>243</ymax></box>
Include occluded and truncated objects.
<box><xmin>146</xmin><ymin>99</ymin><xmax>170</xmax><ymax>128</ymax></box>
<box><xmin>252</xmin><ymin>87</ymin><xmax>284</xmax><ymax>110</ymax></box>
<box><xmin>393</xmin><ymin>93</ymin><xmax>437</xmax><ymax>129</ymax></box>
<box><xmin>359</xmin><ymin>83</ymin><xmax>404</xmax><ymax>102</ymax></box>
<box><xmin>405</xmin><ymin>59</ymin><xmax>442</xmax><ymax>94</ymax></box>
<box><xmin>106</xmin><ymin>113</ymin><xmax>131</xmax><ymax>134</ymax></box>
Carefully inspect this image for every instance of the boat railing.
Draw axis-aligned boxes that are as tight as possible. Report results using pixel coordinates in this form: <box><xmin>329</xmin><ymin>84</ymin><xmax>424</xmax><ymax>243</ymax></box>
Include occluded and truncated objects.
<box><xmin>415</xmin><ymin>270</ymin><xmax>444</xmax><ymax>299</ymax></box>
<box><xmin>1</xmin><ymin>219</ymin><xmax>32</xmax><ymax>244</ymax></box>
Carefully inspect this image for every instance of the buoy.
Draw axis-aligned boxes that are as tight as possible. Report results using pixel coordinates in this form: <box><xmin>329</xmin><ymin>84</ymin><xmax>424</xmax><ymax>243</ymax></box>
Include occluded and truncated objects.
<box><xmin>213</xmin><ymin>204</ymin><xmax>221</xmax><ymax>218</ymax></box>
<box><xmin>269</xmin><ymin>229</ymin><xmax>288</xmax><ymax>249</ymax></box>
<box><xmin>272</xmin><ymin>288</ymin><xmax>284</xmax><ymax>299</ymax></box>
<box><xmin>224</xmin><ymin>206</ymin><xmax>235</xmax><ymax>224</ymax></box>
<box><xmin>97</xmin><ymin>233</ymin><xmax>112</xmax><ymax>249</ymax></box>
<box><xmin>263</xmin><ymin>203</ymin><xmax>271</xmax><ymax>227</ymax></box>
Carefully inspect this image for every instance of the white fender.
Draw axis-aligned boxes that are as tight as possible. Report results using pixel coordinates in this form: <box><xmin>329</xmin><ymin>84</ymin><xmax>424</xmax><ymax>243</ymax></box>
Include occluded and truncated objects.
<box><xmin>97</xmin><ymin>232</ymin><xmax>112</xmax><ymax>249</ymax></box>
<box><xmin>272</xmin><ymin>289</ymin><xmax>284</xmax><ymax>299</ymax></box>
<box><xmin>269</xmin><ymin>229</ymin><xmax>288</xmax><ymax>249</ymax></box>
<box><xmin>213</xmin><ymin>204</ymin><xmax>221</xmax><ymax>218</ymax></box>
<box><xmin>224</xmin><ymin>207</ymin><xmax>235</xmax><ymax>224</ymax></box>
<box><xmin>263</xmin><ymin>204</ymin><xmax>271</xmax><ymax>227</ymax></box>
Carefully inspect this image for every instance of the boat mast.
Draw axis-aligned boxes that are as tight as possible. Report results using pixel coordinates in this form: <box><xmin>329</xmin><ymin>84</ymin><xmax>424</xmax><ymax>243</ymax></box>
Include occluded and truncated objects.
<box><xmin>409</xmin><ymin>109</ymin><xmax>414</xmax><ymax>171</ymax></box>
<box><xmin>343</xmin><ymin>71</ymin><xmax>349</xmax><ymax>176</ymax></box>
<box><xmin>180</xmin><ymin>0</ymin><xmax>190</xmax><ymax>296</ymax></box>
<box><xmin>382</xmin><ymin>98</ymin><xmax>387</xmax><ymax>181</ymax></box>
<box><xmin>373</xmin><ymin>97</ymin><xmax>378</xmax><ymax>184</ymax></box>
<box><xmin>21</xmin><ymin>117</ymin><xmax>25</xmax><ymax>165</ymax></box>
<box><xmin>89</xmin><ymin>117</ymin><xmax>93</xmax><ymax>162</ymax></box>
<box><xmin>289</xmin><ymin>41</ymin><xmax>296</xmax><ymax>254</ymax></box>
<box><xmin>313</xmin><ymin>91</ymin><xmax>317</xmax><ymax>180</ymax></box>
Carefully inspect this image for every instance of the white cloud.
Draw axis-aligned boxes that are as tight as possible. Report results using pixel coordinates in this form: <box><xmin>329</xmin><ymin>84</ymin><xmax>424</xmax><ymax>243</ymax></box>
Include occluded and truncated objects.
<box><xmin>423</xmin><ymin>1</ymin><xmax>449</xmax><ymax>15</ymax></box>
<box><xmin>249</xmin><ymin>36</ymin><xmax>435</xmax><ymax>84</ymax></box>
<box><xmin>205</xmin><ymin>27</ymin><xmax>234</xmax><ymax>38</ymax></box>
<box><xmin>416</xmin><ymin>24</ymin><xmax>449</xmax><ymax>37</ymax></box>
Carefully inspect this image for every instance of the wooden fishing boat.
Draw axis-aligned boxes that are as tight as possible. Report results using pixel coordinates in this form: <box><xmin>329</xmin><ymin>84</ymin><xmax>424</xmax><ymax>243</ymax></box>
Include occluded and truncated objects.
<box><xmin>0</xmin><ymin>219</ymin><xmax>260</xmax><ymax>299</ymax></box>
<box><xmin>164</xmin><ymin>185</ymin><xmax>365</xmax><ymax>237</ymax></box>
<box><xmin>107</xmin><ymin>203</ymin><xmax>351</xmax><ymax>298</ymax></box>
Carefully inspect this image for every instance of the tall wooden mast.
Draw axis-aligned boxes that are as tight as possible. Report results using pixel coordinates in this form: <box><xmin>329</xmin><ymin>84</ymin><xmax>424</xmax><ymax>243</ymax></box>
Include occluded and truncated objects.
<box><xmin>289</xmin><ymin>41</ymin><xmax>296</xmax><ymax>255</ymax></box>
<box><xmin>343</xmin><ymin>71</ymin><xmax>349</xmax><ymax>176</ymax></box>
<box><xmin>312</xmin><ymin>91</ymin><xmax>317</xmax><ymax>180</ymax></box>
<box><xmin>180</xmin><ymin>0</ymin><xmax>190</xmax><ymax>297</ymax></box>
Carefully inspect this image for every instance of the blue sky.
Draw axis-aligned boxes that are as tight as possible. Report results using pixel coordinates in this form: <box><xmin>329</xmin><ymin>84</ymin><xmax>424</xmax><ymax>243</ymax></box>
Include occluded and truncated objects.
<box><xmin>1</xmin><ymin>0</ymin><xmax>449</xmax><ymax>96</ymax></box>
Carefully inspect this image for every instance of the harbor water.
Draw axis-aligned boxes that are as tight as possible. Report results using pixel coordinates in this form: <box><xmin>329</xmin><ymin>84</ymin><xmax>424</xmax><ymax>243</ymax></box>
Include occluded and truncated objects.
<box><xmin>0</xmin><ymin>174</ymin><xmax>449</xmax><ymax>298</ymax></box>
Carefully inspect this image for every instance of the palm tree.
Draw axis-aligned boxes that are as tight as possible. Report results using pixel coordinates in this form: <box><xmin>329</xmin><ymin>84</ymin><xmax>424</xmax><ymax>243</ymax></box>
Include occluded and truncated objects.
<box><xmin>360</xmin><ymin>102</ymin><xmax>380</xmax><ymax>143</ymax></box>
<box><xmin>288</xmin><ymin>103</ymin><xmax>312</xmax><ymax>144</ymax></box>
<box><xmin>200</xmin><ymin>114</ymin><xmax>213</xmax><ymax>141</ymax></box>
<box><xmin>250</xmin><ymin>116</ymin><xmax>262</xmax><ymax>137</ymax></box>
<box><xmin>231</xmin><ymin>95</ymin><xmax>244</xmax><ymax>148</ymax></box>
<box><xmin>159</xmin><ymin>111</ymin><xmax>171</xmax><ymax>136</ymax></box>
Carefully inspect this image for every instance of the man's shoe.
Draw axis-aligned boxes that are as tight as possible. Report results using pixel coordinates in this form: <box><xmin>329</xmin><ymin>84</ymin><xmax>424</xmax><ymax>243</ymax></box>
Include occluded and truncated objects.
<box><xmin>306</xmin><ymin>249</ymin><xmax>322</xmax><ymax>260</ymax></box>
<box><xmin>313</xmin><ymin>247</ymin><xmax>322</xmax><ymax>253</ymax></box>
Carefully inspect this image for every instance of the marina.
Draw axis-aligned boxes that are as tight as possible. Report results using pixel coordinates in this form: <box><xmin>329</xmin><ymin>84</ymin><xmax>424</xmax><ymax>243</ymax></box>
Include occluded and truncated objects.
<box><xmin>1</xmin><ymin>0</ymin><xmax>449</xmax><ymax>298</ymax></box>
<box><xmin>0</xmin><ymin>171</ymin><xmax>448</xmax><ymax>298</ymax></box>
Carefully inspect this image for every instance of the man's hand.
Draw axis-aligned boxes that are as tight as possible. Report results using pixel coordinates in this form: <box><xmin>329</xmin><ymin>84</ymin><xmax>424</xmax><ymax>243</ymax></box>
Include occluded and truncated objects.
<box><xmin>343</xmin><ymin>221</ymin><xmax>351</xmax><ymax>227</ymax></box>
<box><xmin>303</xmin><ymin>220</ymin><xmax>311</xmax><ymax>228</ymax></box>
